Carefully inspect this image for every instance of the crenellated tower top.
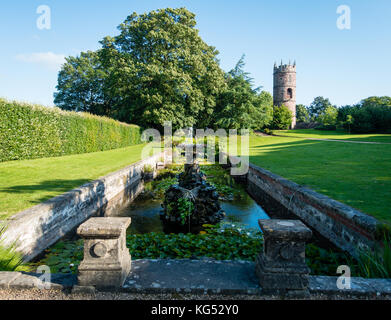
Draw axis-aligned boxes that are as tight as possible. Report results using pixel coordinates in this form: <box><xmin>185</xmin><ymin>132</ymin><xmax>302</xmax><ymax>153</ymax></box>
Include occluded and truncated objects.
<box><xmin>274</xmin><ymin>60</ymin><xmax>296</xmax><ymax>73</ymax></box>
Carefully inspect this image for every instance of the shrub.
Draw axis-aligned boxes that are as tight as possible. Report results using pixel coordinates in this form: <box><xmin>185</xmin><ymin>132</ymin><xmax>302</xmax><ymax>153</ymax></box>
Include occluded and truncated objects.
<box><xmin>337</xmin><ymin>97</ymin><xmax>391</xmax><ymax>133</ymax></box>
<box><xmin>0</xmin><ymin>98</ymin><xmax>141</xmax><ymax>162</ymax></box>
<box><xmin>350</xmin><ymin>105</ymin><xmax>391</xmax><ymax>133</ymax></box>
<box><xmin>271</xmin><ymin>105</ymin><xmax>293</xmax><ymax>130</ymax></box>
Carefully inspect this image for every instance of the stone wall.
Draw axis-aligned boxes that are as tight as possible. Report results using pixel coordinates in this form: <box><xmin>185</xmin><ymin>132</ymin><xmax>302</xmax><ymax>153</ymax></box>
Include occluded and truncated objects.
<box><xmin>246</xmin><ymin>163</ymin><xmax>380</xmax><ymax>256</ymax></box>
<box><xmin>1</xmin><ymin>152</ymin><xmax>165</xmax><ymax>262</ymax></box>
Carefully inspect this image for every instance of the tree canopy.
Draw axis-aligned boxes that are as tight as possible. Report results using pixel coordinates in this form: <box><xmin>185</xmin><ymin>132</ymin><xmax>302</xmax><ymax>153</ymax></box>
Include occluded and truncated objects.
<box><xmin>54</xmin><ymin>8</ymin><xmax>275</xmax><ymax>132</ymax></box>
<box><xmin>55</xmin><ymin>8</ymin><xmax>228</xmax><ymax>130</ymax></box>
<box><xmin>296</xmin><ymin>104</ymin><xmax>310</xmax><ymax>123</ymax></box>
<box><xmin>54</xmin><ymin>51</ymin><xmax>111</xmax><ymax>116</ymax></box>
<box><xmin>213</xmin><ymin>55</ymin><xmax>273</xmax><ymax>130</ymax></box>
<box><xmin>308</xmin><ymin>96</ymin><xmax>334</xmax><ymax>121</ymax></box>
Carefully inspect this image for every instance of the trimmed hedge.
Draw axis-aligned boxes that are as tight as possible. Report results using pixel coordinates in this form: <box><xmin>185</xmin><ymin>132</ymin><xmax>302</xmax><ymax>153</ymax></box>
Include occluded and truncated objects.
<box><xmin>0</xmin><ymin>98</ymin><xmax>141</xmax><ymax>162</ymax></box>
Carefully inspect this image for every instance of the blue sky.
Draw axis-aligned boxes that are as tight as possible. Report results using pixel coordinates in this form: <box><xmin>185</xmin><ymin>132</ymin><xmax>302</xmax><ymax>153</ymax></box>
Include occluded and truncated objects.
<box><xmin>0</xmin><ymin>0</ymin><xmax>390</xmax><ymax>107</ymax></box>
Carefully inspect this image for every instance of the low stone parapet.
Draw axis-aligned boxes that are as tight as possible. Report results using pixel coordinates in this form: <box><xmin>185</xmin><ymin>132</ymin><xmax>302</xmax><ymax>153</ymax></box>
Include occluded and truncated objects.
<box><xmin>245</xmin><ymin>162</ymin><xmax>380</xmax><ymax>256</ymax></box>
<box><xmin>77</xmin><ymin>217</ymin><xmax>132</xmax><ymax>289</ymax></box>
<box><xmin>1</xmin><ymin>260</ymin><xmax>390</xmax><ymax>299</ymax></box>
<box><xmin>255</xmin><ymin>219</ymin><xmax>312</xmax><ymax>296</ymax></box>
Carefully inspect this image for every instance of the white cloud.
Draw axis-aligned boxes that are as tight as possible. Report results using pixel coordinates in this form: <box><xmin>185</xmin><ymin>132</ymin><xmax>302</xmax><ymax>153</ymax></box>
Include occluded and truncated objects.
<box><xmin>15</xmin><ymin>52</ymin><xmax>66</xmax><ymax>71</ymax></box>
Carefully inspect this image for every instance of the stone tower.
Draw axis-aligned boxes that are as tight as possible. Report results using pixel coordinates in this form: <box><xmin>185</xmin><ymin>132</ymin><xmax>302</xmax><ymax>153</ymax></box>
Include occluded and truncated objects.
<box><xmin>273</xmin><ymin>61</ymin><xmax>297</xmax><ymax>128</ymax></box>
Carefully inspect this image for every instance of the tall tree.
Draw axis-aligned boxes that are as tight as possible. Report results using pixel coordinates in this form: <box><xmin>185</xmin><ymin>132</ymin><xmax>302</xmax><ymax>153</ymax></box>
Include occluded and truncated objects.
<box><xmin>317</xmin><ymin>105</ymin><xmax>338</xmax><ymax>126</ymax></box>
<box><xmin>296</xmin><ymin>104</ymin><xmax>310</xmax><ymax>123</ymax></box>
<box><xmin>54</xmin><ymin>8</ymin><xmax>226</xmax><ymax>130</ymax></box>
<box><xmin>214</xmin><ymin>56</ymin><xmax>272</xmax><ymax>130</ymax></box>
<box><xmin>106</xmin><ymin>8</ymin><xmax>226</xmax><ymax>130</ymax></box>
<box><xmin>308</xmin><ymin>96</ymin><xmax>334</xmax><ymax>121</ymax></box>
<box><xmin>54</xmin><ymin>51</ymin><xmax>112</xmax><ymax>116</ymax></box>
<box><xmin>359</xmin><ymin>96</ymin><xmax>391</xmax><ymax>108</ymax></box>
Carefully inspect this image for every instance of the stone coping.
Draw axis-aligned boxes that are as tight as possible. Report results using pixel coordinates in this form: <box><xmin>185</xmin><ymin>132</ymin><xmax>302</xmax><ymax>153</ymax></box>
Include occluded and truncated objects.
<box><xmin>224</xmin><ymin>152</ymin><xmax>381</xmax><ymax>239</ymax></box>
<box><xmin>77</xmin><ymin>217</ymin><xmax>131</xmax><ymax>238</ymax></box>
<box><xmin>1</xmin><ymin>260</ymin><xmax>390</xmax><ymax>299</ymax></box>
<box><xmin>248</xmin><ymin>162</ymin><xmax>380</xmax><ymax>237</ymax></box>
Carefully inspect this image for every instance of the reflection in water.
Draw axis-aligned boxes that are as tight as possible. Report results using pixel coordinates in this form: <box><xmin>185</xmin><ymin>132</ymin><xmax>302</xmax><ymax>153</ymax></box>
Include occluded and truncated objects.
<box><xmin>116</xmin><ymin>192</ymin><xmax>270</xmax><ymax>235</ymax></box>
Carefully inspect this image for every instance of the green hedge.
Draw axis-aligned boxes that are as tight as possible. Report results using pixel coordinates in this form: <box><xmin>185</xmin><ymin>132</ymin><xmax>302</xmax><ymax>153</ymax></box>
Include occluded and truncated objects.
<box><xmin>0</xmin><ymin>98</ymin><xmax>141</xmax><ymax>162</ymax></box>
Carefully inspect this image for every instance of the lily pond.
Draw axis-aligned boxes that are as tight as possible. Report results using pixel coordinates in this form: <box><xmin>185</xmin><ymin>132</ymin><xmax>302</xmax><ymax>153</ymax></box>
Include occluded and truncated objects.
<box><xmin>32</xmin><ymin>164</ymin><xmax>358</xmax><ymax>276</ymax></box>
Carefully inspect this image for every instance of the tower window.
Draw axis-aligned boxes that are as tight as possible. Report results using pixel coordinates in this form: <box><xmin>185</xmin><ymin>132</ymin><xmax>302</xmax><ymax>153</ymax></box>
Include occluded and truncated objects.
<box><xmin>287</xmin><ymin>88</ymin><xmax>293</xmax><ymax>99</ymax></box>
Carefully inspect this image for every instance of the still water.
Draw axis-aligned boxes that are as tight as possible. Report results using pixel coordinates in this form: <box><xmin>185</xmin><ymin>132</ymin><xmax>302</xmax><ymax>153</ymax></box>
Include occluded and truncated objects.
<box><xmin>115</xmin><ymin>191</ymin><xmax>270</xmax><ymax>235</ymax></box>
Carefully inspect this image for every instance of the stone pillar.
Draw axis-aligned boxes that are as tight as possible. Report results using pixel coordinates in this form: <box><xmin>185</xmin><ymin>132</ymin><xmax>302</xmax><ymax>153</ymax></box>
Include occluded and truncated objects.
<box><xmin>77</xmin><ymin>217</ymin><xmax>132</xmax><ymax>289</ymax></box>
<box><xmin>256</xmin><ymin>219</ymin><xmax>312</xmax><ymax>295</ymax></box>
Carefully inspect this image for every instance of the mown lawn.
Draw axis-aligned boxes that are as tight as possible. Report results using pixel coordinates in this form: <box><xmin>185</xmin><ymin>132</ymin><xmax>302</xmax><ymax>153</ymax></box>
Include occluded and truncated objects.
<box><xmin>0</xmin><ymin>144</ymin><xmax>148</xmax><ymax>219</ymax></box>
<box><xmin>245</xmin><ymin>135</ymin><xmax>391</xmax><ymax>223</ymax></box>
<box><xmin>1</xmin><ymin>132</ymin><xmax>390</xmax><ymax>224</ymax></box>
<box><xmin>275</xmin><ymin>129</ymin><xmax>391</xmax><ymax>143</ymax></box>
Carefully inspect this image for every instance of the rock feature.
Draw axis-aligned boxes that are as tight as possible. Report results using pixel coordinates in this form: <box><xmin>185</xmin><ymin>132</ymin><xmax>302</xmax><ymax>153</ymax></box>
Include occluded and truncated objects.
<box><xmin>161</xmin><ymin>162</ymin><xmax>225</xmax><ymax>230</ymax></box>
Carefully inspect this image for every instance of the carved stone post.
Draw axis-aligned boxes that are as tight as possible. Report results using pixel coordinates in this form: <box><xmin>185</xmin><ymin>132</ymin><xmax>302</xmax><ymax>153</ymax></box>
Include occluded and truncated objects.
<box><xmin>256</xmin><ymin>219</ymin><xmax>312</xmax><ymax>295</ymax></box>
<box><xmin>77</xmin><ymin>217</ymin><xmax>131</xmax><ymax>289</ymax></box>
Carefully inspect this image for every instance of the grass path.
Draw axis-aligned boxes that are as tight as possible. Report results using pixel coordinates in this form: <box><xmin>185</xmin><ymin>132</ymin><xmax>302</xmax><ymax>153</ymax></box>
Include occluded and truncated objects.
<box><xmin>0</xmin><ymin>144</ymin><xmax>147</xmax><ymax>219</ymax></box>
<box><xmin>247</xmin><ymin>135</ymin><xmax>391</xmax><ymax>223</ymax></box>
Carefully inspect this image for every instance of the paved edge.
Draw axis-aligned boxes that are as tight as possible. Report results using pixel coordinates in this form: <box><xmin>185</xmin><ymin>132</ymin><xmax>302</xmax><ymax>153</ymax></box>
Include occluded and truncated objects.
<box><xmin>1</xmin><ymin>260</ymin><xmax>390</xmax><ymax>299</ymax></box>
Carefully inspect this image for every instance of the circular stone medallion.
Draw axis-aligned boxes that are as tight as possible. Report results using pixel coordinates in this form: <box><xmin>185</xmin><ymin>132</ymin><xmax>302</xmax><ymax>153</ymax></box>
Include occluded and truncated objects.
<box><xmin>92</xmin><ymin>242</ymin><xmax>107</xmax><ymax>258</ymax></box>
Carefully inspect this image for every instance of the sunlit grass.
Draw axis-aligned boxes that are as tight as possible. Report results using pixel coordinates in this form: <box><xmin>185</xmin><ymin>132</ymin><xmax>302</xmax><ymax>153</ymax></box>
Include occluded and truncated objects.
<box><xmin>0</xmin><ymin>144</ymin><xmax>147</xmax><ymax>219</ymax></box>
<box><xmin>275</xmin><ymin>129</ymin><xmax>391</xmax><ymax>143</ymax></box>
<box><xmin>230</xmin><ymin>135</ymin><xmax>391</xmax><ymax>223</ymax></box>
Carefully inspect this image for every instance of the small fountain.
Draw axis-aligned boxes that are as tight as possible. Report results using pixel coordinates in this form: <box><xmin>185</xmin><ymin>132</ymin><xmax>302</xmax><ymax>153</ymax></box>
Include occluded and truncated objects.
<box><xmin>161</xmin><ymin>161</ymin><xmax>225</xmax><ymax>232</ymax></box>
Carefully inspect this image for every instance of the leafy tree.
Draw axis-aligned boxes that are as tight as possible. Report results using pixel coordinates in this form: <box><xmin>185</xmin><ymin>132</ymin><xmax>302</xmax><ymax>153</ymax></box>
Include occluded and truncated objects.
<box><xmin>337</xmin><ymin>105</ymin><xmax>354</xmax><ymax>123</ymax></box>
<box><xmin>271</xmin><ymin>105</ymin><xmax>293</xmax><ymax>130</ymax></box>
<box><xmin>103</xmin><ymin>8</ymin><xmax>226</xmax><ymax>130</ymax></box>
<box><xmin>55</xmin><ymin>8</ymin><xmax>227</xmax><ymax>130</ymax></box>
<box><xmin>317</xmin><ymin>106</ymin><xmax>338</xmax><ymax>126</ymax></box>
<box><xmin>296</xmin><ymin>104</ymin><xmax>310</xmax><ymax>123</ymax></box>
<box><xmin>346</xmin><ymin>114</ymin><xmax>354</xmax><ymax>134</ymax></box>
<box><xmin>360</xmin><ymin>96</ymin><xmax>391</xmax><ymax>108</ymax></box>
<box><xmin>54</xmin><ymin>51</ymin><xmax>112</xmax><ymax>116</ymax></box>
<box><xmin>337</xmin><ymin>96</ymin><xmax>391</xmax><ymax>133</ymax></box>
<box><xmin>214</xmin><ymin>56</ymin><xmax>272</xmax><ymax>130</ymax></box>
<box><xmin>308</xmin><ymin>96</ymin><xmax>334</xmax><ymax>121</ymax></box>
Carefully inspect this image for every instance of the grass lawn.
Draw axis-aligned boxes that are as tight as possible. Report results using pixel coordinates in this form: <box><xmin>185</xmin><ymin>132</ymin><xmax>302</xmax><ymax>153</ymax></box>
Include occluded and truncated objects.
<box><xmin>244</xmin><ymin>135</ymin><xmax>391</xmax><ymax>223</ymax></box>
<box><xmin>0</xmin><ymin>144</ymin><xmax>148</xmax><ymax>219</ymax></box>
<box><xmin>275</xmin><ymin>129</ymin><xmax>391</xmax><ymax>143</ymax></box>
